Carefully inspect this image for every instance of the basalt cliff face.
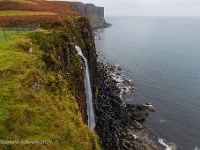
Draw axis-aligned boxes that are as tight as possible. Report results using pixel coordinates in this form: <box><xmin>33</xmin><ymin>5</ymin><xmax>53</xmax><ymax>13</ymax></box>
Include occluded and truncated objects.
<box><xmin>67</xmin><ymin>2</ymin><xmax>111</xmax><ymax>30</ymax></box>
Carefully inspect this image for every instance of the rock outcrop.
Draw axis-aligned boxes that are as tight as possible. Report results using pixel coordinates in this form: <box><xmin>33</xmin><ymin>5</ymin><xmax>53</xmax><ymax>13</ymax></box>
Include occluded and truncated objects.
<box><xmin>67</xmin><ymin>1</ymin><xmax>111</xmax><ymax>29</ymax></box>
<box><xmin>95</xmin><ymin>63</ymin><xmax>157</xmax><ymax>150</ymax></box>
<box><xmin>67</xmin><ymin>2</ymin><xmax>104</xmax><ymax>17</ymax></box>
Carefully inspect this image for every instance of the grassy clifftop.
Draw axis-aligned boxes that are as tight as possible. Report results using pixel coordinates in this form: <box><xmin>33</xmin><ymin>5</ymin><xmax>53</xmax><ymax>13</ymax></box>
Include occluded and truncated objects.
<box><xmin>0</xmin><ymin>1</ymin><xmax>100</xmax><ymax>149</ymax></box>
<box><xmin>0</xmin><ymin>29</ymin><xmax>100</xmax><ymax>149</ymax></box>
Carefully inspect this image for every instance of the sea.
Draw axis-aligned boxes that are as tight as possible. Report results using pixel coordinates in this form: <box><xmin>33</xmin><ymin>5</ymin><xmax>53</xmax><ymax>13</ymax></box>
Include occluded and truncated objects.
<box><xmin>95</xmin><ymin>16</ymin><xmax>200</xmax><ymax>150</ymax></box>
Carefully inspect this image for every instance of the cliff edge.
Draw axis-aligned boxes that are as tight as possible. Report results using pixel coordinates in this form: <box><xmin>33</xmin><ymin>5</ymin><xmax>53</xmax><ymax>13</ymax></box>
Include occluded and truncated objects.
<box><xmin>0</xmin><ymin>0</ymin><xmax>100</xmax><ymax>149</ymax></box>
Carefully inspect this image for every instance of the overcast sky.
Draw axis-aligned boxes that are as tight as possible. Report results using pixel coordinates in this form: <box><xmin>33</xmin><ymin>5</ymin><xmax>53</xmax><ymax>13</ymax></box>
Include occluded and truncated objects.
<box><xmin>66</xmin><ymin>0</ymin><xmax>200</xmax><ymax>17</ymax></box>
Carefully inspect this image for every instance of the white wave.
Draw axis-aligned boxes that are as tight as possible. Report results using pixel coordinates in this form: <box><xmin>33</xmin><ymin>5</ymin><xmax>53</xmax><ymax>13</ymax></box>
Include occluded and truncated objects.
<box><xmin>158</xmin><ymin>138</ymin><xmax>176</xmax><ymax>150</ymax></box>
<box><xmin>159</xmin><ymin>119</ymin><xmax>167</xmax><ymax>123</ymax></box>
<box><xmin>112</xmin><ymin>75</ymin><xmax>123</xmax><ymax>83</ymax></box>
<box><xmin>143</xmin><ymin>104</ymin><xmax>153</xmax><ymax>107</ymax></box>
<box><xmin>194</xmin><ymin>147</ymin><xmax>200</xmax><ymax>150</ymax></box>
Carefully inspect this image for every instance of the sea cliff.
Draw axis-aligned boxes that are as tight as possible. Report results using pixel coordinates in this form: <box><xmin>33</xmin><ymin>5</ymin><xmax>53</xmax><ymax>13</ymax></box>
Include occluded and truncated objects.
<box><xmin>0</xmin><ymin>0</ymin><xmax>157</xmax><ymax>150</ymax></box>
<box><xmin>67</xmin><ymin>2</ymin><xmax>111</xmax><ymax>30</ymax></box>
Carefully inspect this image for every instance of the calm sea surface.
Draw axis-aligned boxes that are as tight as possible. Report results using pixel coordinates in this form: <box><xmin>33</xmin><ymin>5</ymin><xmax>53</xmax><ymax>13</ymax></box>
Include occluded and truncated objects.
<box><xmin>95</xmin><ymin>16</ymin><xmax>200</xmax><ymax>150</ymax></box>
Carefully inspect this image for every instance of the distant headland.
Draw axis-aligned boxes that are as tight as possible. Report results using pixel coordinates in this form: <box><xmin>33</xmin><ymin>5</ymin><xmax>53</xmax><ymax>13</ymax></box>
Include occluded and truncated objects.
<box><xmin>67</xmin><ymin>1</ymin><xmax>111</xmax><ymax>30</ymax></box>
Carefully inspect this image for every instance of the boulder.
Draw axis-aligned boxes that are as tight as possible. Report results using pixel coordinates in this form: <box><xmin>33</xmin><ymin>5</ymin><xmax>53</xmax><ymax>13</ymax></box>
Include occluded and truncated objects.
<box><xmin>118</xmin><ymin>66</ymin><xmax>122</xmax><ymax>71</ymax></box>
<box><xmin>129</xmin><ymin>126</ymin><xmax>135</xmax><ymax>129</ymax></box>
<box><xmin>122</xmin><ymin>78</ymin><xmax>131</xmax><ymax>84</ymax></box>
<box><xmin>127</xmin><ymin>129</ymin><xmax>133</xmax><ymax>136</ymax></box>
<box><xmin>146</xmin><ymin>102</ymin><xmax>151</xmax><ymax>105</ymax></box>
<box><xmin>150</xmin><ymin>143</ymin><xmax>158</xmax><ymax>150</ymax></box>
<box><xmin>133</xmin><ymin>120</ymin><xmax>142</xmax><ymax>129</ymax></box>
<box><xmin>132</xmin><ymin>111</ymin><xmax>148</xmax><ymax>121</ymax></box>
<box><xmin>148</xmin><ymin>106</ymin><xmax>156</xmax><ymax>112</ymax></box>
<box><xmin>130</xmin><ymin>89</ymin><xmax>135</xmax><ymax>97</ymax></box>
<box><xmin>143</xmin><ymin>144</ymin><xmax>151</xmax><ymax>150</ymax></box>
<box><xmin>136</xmin><ymin>137</ymin><xmax>143</xmax><ymax>143</ymax></box>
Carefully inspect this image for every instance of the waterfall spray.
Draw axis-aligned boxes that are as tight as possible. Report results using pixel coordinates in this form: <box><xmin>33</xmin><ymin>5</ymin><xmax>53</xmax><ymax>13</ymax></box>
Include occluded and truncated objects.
<box><xmin>75</xmin><ymin>45</ymin><xmax>95</xmax><ymax>130</ymax></box>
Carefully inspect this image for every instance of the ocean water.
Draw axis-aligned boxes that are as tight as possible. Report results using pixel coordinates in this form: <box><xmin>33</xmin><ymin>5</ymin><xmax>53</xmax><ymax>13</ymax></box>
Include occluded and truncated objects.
<box><xmin>95</xmin><ymin>16</ymin><xmax>200</xmax><ymax>150</ymax></box>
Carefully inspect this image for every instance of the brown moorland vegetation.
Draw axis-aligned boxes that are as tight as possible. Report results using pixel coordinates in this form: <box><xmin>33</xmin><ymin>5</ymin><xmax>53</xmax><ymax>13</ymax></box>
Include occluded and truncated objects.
<box><xmin>0</xmin><ymin>0</ymin><xmax>81</xmax><ymax>27</ymax></box>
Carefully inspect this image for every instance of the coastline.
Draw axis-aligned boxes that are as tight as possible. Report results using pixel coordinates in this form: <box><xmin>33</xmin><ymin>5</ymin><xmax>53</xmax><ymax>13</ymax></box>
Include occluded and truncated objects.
<box><xmin>94</xmin><ymin>60</ymin><xmax>159</xmax><ymax>150</ymax></box>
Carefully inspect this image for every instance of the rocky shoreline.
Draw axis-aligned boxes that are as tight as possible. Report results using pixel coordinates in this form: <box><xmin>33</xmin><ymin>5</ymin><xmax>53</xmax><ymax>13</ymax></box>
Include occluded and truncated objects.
<box><xmin>95</xmin><ymin>61</ymin><xmax>158</xmax><ymax>150</ymax></box>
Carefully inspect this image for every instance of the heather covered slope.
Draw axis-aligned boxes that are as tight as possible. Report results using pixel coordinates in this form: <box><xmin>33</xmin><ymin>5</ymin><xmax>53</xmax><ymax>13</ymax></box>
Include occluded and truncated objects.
<box><xmin>0</xmin><ymin>0</ymin><xmax>80</xmax><ymax>27</ymax></box>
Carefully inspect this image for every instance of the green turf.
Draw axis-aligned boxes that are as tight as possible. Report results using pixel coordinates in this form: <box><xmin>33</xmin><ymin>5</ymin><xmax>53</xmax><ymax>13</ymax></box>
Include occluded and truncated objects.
<box><xmin>0</xmin><ymin>30</ymin><xmax>100</xmax><ymax>150</ymax></box>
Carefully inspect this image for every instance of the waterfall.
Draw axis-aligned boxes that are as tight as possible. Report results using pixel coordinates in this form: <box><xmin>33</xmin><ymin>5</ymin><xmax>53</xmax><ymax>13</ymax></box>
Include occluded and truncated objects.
<box><xmin>75</xmin><ymin>45</ymin><xmax>95</xmax><ymax>130</ymax></box>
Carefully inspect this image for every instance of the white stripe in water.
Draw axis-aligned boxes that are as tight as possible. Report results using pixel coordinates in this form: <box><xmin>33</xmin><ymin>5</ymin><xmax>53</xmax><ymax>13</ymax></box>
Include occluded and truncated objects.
<box><xmin>194</xmin><ymin>147</ymin><xmax>200</xmax><ymax>150</ymax></box>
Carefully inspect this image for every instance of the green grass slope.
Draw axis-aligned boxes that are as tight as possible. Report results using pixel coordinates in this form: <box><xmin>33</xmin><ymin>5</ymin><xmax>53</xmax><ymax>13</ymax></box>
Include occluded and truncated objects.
<box><xmin>0</xmin><ymin>30</ymin><xmax>100</xmax><ymax>150</ymax></box>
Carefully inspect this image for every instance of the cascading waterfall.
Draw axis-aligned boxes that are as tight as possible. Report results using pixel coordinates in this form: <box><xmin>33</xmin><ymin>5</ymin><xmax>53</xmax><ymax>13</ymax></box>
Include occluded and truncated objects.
<box><xmin>75</xmin><ymin>45</ymin><xmax>95</xmax><ymax>130</ymax></box>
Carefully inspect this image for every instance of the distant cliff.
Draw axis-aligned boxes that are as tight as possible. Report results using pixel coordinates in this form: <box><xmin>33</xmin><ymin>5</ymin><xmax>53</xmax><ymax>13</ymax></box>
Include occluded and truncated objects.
<box><xmin>67</xmin><ymin>2</ymin><xmax>104</xmax><ymax>17</ymax></box>
<box><xmin>67</xmin><ymin>2</ymin><xmax>111</xmax><ymax>30</ymax></box>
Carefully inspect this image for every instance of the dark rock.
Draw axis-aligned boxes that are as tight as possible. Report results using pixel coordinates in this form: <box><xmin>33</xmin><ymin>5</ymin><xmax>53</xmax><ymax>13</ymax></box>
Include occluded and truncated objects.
<box><xmin>132</xmin><ymin>111</ymin><xmax>148</xmax><ymax>121</ymax></box>
<box><xmin>143</xmin><ymin>144</ymin><xmax>151</xmax><ymax>150</ymax></box>
<box><xmin>122</xmin><ymin>143</ymin><xmax>129</xmax><ymax>150</ymax></box>
<box><xmin>123</xmin><ymin>78</ymin><xmax>131</xmax><ymax>84</ymax></box>
<box><xmin>148</xmin><ymin>106</ymin><xmax>156</xmax><ymax>112</ymax></box>
<box><xmin>129</xmin><ymin>126</ymin><xmax>135</xmax><ymax>129</ymax></box>
<box><xmin>130</xmin><ymin>89</ymin><xmax>135</xmax><ymax>97</ymax></box>
<box><xmin>118</xmin><ymin>66</ymin><xmax>122</xmax><ymax>71</ymax></box>
<box><xmin>136</xmin><ymin>137</ymin><xmax>143</xmax><ymax>143</ymax></box>
<box><xmin>127</xmin><ymin>129</ymin><xmax>133</xmax><ymax>137</ymax></box>
<box><xmin>146</xmin><ymin>102</ymin><xmax>151</xmax><ymax>105</ymax></box>
<box><xmin>116</xmin><ymin>73</ymin><xmax>121</xmax><ymax>76</ymax></box>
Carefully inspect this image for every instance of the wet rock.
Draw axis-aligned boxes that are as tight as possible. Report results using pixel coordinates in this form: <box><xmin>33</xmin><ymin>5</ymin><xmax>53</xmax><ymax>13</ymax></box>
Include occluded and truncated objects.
<box><xmin>130</xmin><ymin>89</ymin><xmax>135</xmax><ymax>97</ymax></box>
<box><xmin>121</xmin><ymin>132</ymin><xmax>126</xmax><ymax>137</ymax></box>
<box><xmin>146</xmin><ymin>102</ymin><xmax>151</xmax><ymax>105</ymax></box>
<box><xmin>122</xmin><ymin>89</ymin><xmax>127</xmax><ymax>94</ymax></box>
<box><xmin>148</xmin><ymin>106</ymin><xmax>156</xmax><ymax>112</ymax></box>
<box><xmin>137</xmin><ymin>105</ymin><xmax>149</xmax><ymax>112</ymax></box>
<box><xmin>127</xmin><ymin>129</ymin><xmax>133</xmax><ymax>137</ymax></box>
<box><xmin>133</xmin><ymin>120</ymin><xmax>143</xmax><ymax>129</ymax></box>
<box><xmin>143</xmin><ymin>144</ymin><xmax>151</xmax><ymax>150</ymax></box>
<box><xmin>116</xmin><ymin>73</ymin><xmax>121</xmax><ymax>76</ymax></box>
<box><xmin>118</xmin><ymin>66</ymin><xmax>122</xmax><ymax>71</ymax></box>
<box><xmin>132</xmin><ymin>111</ymin><xmax>148</xmax><ymax>121</ymax></box>
<box><xmin>123</xmin><ymin>78</ymin><xmax>131</xmax><ymax>84</ymax></box>
<box><xmin>122</xmin><ymin>143</ymin><xmax>129</xmax><ymax>150</ymax></box>
<box><xmin>129</xmin><ymin>126</ymin><xmax>135</xmax><ymax>129</ymax></box>
<box><xmin>136</xmin><ymin>137</ymin><xmax>143</xmax><ymax>143</ymax></box>
<box><xmin>150</xmin><ymin>143</ymin><xmax>158</xmax><ymax>150</ymax></box>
